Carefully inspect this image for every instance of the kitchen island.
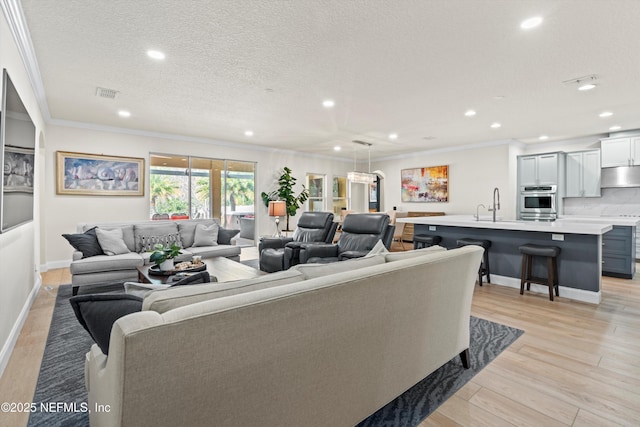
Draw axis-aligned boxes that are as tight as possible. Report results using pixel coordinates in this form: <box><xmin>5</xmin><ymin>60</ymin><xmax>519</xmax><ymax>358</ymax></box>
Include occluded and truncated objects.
<box><xmin>397</xmin><ymin>215</ymin><xmax>638</xmax><ymax>304</ymax></box>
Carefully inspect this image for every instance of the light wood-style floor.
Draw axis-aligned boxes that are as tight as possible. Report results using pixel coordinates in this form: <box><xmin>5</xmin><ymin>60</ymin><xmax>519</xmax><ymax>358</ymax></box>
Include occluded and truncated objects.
<box><xmin>1</xmin><ymin>245</ymin><xmax>639</xmax><ymax>427</ymax></box>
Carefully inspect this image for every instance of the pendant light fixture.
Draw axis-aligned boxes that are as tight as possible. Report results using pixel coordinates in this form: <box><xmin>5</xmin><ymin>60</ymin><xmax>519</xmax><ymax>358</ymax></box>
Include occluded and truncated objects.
<box><xmin>347</xmin><ymin>140</ymin><xmax>375</xmax><ymax>184</ymax></box>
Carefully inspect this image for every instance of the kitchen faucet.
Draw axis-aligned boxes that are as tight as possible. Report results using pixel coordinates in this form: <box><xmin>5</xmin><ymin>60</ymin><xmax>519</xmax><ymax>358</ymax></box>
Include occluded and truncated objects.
<box><xmin>488</xmin><ymin>187</ymin><xmax>500</xmax><ymax>222</ymax></box>
<box><xmin>475</xmin><ymin>204</ymin><xmax>486</xmax><ymax>221</ymax></box>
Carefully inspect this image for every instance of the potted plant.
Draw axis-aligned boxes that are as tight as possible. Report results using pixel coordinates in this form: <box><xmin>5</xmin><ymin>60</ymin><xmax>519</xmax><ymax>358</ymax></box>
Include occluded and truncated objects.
<box><xmin>261</xmin><ymin>167</ymin><xmax>309</xmax><ymax>231</ymax></box>
<box><xmin>149</xmin><ymin>243</ymin><xmax>181</xmax><ymax>271</ymax></box>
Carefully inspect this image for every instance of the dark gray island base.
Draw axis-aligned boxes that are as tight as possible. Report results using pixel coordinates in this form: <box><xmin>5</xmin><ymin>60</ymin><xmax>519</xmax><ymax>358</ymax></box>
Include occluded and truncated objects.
<box><xmin>414</xmin><ymin>224</ymin><xmax>602</xmax><ymax>294</ymax></box>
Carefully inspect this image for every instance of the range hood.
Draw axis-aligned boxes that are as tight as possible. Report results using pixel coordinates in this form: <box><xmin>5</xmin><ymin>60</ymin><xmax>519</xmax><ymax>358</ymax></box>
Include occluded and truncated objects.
<box><xmin>601</xmin><ymin>166</ymin><xmax>640</xmax><ymax>188</ymax></box>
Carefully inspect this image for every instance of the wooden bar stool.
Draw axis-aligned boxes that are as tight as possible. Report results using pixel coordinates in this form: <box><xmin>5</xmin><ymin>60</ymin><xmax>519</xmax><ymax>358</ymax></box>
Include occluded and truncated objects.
<box><xmin>519</xmin><ymin>244</ymin><xmax>560</xmax><ymax>301</ymax></box>
<box><xmin>413</xmin><ymin>235</ymin><xmax>442</xmax><ymax>249</ymax></box>
<box><xmin>456</xmin><ymin>238</ymin><xmax>491</xmax><ymax>285</ymax></box>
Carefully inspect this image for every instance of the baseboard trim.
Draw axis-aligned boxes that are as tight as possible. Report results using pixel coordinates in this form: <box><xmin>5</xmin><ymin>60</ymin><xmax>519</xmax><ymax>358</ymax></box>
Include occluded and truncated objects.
<box><xmin>0</xmin><ymin>276</ymin><xmax>41</xmax><ymax>378</ymax></box>
<box><xmin>41</xmin><ymin>259</ymin><xmax>72</xmax><ymax>272</ymax></box>
<box><xmin>489</xmin><ymin>274</ymin><xmax>601</xmax><ymax>305</ymax></box>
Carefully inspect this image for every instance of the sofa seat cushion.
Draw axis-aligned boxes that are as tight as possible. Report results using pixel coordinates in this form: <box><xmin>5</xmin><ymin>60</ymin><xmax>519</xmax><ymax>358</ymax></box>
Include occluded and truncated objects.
<box><xmin>71</xmin><ymin>270</ymin><xmax>140</xmax><ymax>287</ymax></box>
<box><xmin>142</xmin><ymin>269</ymin><xmax>305</xmax><ymax>313</ymax></box>
<box><xmin>293</xmin><ymin>254</ymin><xmax>386</xmax><ymax>279</ymax></box>
<box><xmin>184</xmin><ymin>245</ymin><xmax>241</xmax><ymax>259</ymax></box>
<box><xmin>70</xmin><ymin>253</ymin><xmax>144</xmax><ymax>275</ymax></box>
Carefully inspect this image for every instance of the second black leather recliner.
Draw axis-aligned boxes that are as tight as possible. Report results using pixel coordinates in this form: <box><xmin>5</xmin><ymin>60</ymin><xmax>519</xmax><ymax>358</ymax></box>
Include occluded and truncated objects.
<box><xmin>298</xmin><ymin>213</ymin><xmax>394</xmax><ymax>264</ymax></box>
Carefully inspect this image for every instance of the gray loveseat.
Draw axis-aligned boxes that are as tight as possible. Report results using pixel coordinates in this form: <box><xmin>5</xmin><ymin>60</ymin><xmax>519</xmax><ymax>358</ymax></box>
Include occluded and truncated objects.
<box><xmin>69</xmin><ymin>219</ymin><xmax>241</xmax><ymax>295</ymax></box>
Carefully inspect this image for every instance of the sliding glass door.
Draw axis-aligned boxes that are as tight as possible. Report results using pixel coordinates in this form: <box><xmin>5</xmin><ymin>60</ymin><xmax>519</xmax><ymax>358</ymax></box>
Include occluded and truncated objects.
<box><xmin>149</xmin><ymin>154</ymin><xmax>255</xmax><ymax>227</ymax></box>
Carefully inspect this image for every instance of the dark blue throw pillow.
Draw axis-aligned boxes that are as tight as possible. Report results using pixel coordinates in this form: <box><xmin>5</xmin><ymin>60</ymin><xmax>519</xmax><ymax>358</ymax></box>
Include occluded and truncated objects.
<box><xmin>62</xmin><ymin>227</ymin><xmax>104</xmax><ymax>258</ymax></box>
<box><xmin>69</xmin><ymin>294</ymin><xmax>143</xmax><ymax>355</ymax></box>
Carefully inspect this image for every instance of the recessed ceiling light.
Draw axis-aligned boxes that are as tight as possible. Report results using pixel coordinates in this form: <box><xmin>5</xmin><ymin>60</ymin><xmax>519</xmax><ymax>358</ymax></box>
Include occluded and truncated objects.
<box><xmin>334</xmin><ymin>146</ymin><xmax>341</xmax><ymax>151</ymax></box>
<box><xmin>493</xmin><ymin>96</ymin><xmax>505</xmax><ymax>100</ymax></box>
<box><xmin>388</xmin><ymin>133</ymin><xmax>398</xmax><ymax>140</ymax></box>
<box><xmin>578</xmin><ymin>83</ymin><xmax>596</xmax><ymax>91</ymax></box>
<box><xmin>599</xmin><ymin>111</ymin><xmax>613</xmax><ymax>118</ymax></box>
<box><xmin>464</xmin><ymin>110</ymin><xmax>476</xmax><ymax>117</ymax></box>
<box><xmin>118</xmin><ymin>110</ymin><xmax>131</xmax><ymax>118</ymax></box>
<box><xmin>490</xmin><ymin>123</ymin><xmax>502</xmax><ymax>129</ymax></box>
<box><xmin>244</xmin><ymin>130</ymin><xmax>254</xmax><ymax>137</ymax></box>
<box><xmin>521</xmin><ymin>16</ymin><xmax>543</xmax><ymax>29</ymax></box>
<box><xmin>609</xmin><ymin>125</ymin><xmax>622</xmax><ymax>131</ymax></box>
<box><xmin>322</xmin><ymin>100</ymin><xmax>335</xmax><ymax>108</ymax></box>
<box><xmin>539</xmin><ymin>135</ymin><xmax>549</xmax><ymax>140</ymax></box>
<box><xmin>147</xmin><ymin>50</ymin><xmax>165</xmax><ymax>60</ymax></box>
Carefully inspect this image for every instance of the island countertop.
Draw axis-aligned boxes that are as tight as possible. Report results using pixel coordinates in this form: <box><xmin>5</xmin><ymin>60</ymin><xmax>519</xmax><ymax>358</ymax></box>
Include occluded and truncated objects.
<box><xmin>396</xmin><ymin>215</ymin><xmax>613</xmax><ymax>235</ymax></box>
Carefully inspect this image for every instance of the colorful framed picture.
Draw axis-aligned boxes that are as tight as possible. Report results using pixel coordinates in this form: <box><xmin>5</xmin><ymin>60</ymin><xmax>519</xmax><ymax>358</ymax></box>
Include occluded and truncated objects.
<box><xmin>401</xmin><ymin>165</ymin><xmax>449</xmax><ymax>202</ymax></box>
<box><xmin>56</xmin><ymin>151</ymin><xmax>144</xmax><ymax>196</ymax></box>
<box><xmin>3</xmin><ymin>146</ymin><xmax>35</xmax><ymax>193</ymax></box>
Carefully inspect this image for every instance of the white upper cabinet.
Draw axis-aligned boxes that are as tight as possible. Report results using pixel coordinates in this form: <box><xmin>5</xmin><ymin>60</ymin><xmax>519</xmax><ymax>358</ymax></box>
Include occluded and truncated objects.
<box><xmin>519</xmin><ymin>153</ymin><xmax>559</xmax><ymax>186</ymax></box>
<box><xmin>601</xmin><ymin>137</ymin><xmax>640</xmax><ymax>167</ymax></box>
<box><xmin>566</xmin><ymin>150</ymin><xmax>601</xmax><ymax>198</ymax></box>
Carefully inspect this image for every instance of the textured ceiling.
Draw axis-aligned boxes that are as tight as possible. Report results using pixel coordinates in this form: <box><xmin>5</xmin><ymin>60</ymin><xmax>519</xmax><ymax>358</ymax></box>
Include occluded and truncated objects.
<box><xmin>18</xmin><ymin>0</ymin><xmax>640</xmax><ymax>159</ymax></box>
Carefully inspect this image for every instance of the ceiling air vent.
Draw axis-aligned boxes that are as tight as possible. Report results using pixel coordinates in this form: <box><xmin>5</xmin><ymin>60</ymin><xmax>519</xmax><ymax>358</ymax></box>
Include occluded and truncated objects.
<box><xmin>95</xmin><ymin>87</ymin><xmax>119</xmax><ymax>99</ymax></box>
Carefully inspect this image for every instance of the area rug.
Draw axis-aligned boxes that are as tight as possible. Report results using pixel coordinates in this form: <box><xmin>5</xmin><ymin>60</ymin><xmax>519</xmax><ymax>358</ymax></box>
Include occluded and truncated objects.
<box><xmin>29</xmin><ymin>285</ymin><xmax>523</xmax><ymax>426</ymax></box>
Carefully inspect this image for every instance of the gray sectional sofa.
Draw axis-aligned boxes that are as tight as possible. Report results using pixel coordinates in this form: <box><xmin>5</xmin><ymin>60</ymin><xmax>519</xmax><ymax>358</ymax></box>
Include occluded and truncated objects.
<box><xmin>85</xmin><ymin>245</ymin><xmax>483</xmax><ymax>426</ymax></box>
<box><xmin>69</xmin><ymin>219</ymin><xmax>241</xmax><ymax>295</ymax></box>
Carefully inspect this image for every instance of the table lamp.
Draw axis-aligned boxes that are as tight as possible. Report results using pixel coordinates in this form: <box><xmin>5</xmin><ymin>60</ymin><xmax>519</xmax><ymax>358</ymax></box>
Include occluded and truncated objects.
<box><xmin>268</xmin><ymin>200</ymin><xmax>287</xmax><ymax>237</ymax></box>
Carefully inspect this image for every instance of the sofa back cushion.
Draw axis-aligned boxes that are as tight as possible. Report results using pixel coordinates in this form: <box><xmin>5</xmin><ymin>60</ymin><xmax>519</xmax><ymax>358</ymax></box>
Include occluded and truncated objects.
<box><xmin>142</xmin><ymin>268</ymin><xmax>304</xmax><ymax>313</ymax></box>
<box><xmin>79</xmin><ymin>223</ymin><xmax>136</xmax><ymax>253</ymax></box>
<box><xmin>177</xmin><ymin>219</ymin><xmax>218</xmax><ymax>248</ymax></box>
<box><xmin>291</xmin><ymin>253</ymin><xmax>386</xmax><ymax>279</ymax></box>
<box><xmin>384</xmin><ymin>245</ymin><xmax>447</xmax><ymax>262</ymax></box>
<box><xmin>133</xmin><ymin>222</ymin><xmax>180</xmax><ymax>252</ymax></box>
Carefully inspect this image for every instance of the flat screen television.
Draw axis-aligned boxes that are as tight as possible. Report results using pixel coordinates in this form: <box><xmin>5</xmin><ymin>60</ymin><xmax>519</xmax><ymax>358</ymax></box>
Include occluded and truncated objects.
<box><xmin>0</xmin><ymin>68</ymin><xmax>36</xmax><ymax>232</ymax></box>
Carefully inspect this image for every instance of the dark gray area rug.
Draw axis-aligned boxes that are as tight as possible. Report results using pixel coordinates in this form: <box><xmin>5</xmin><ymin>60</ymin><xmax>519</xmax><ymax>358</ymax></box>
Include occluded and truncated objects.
<box><xmin>240</xmin><ymin>258</ymin><xmax>260</xmax><ymax>270</ymax></box>
<box><xmin>29</xmin><ymin>285</ymin><xmax>523</xmax><ymax>427</ymax></box>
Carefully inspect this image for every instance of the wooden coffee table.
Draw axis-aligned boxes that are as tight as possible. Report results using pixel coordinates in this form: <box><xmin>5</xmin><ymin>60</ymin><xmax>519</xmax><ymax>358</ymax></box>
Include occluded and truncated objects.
<box><xmin>136</xmin><ymin>257</ymin><xmax>263</xmax><ymax>285</ymax></box>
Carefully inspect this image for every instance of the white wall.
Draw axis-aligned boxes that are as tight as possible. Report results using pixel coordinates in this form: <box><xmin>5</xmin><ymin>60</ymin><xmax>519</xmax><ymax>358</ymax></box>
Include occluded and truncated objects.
<box><xmin>43</xmin><ymin>125</ymin><xmax>352</xmax><ymax>267</ymax></box>
<box><xmin>0</xmin><ymin>7</ymin><xmax>45</xmax><ymax>375</ymax></box>
<box><xmin>373</xmin><ymin>141</ymin><xmax>517</xmax><ymax>219</ymax></box>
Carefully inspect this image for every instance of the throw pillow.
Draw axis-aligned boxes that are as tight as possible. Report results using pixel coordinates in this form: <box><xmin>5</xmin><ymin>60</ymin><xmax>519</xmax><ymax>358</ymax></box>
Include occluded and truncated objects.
<box><xmin>62</xmin><ymin>227</ymin><xmax>104</xmax><ymax>258</ymax></box>
<box><xmin>139</xmin><ymin>233</ymin><xmax>183</xmax><ymax>252</ymax></box>
<box><xmin>69</xmin><ymin>294</ymin><xmax>143</xmax><ymax>355</ymax></box>
<box><xmin>95</xmin><ymin>228</ymin><xmax>131</xmax><ymax>255</ymax></box>
<box><xmin>217</xmin><ymin>227</ymin><xmax>240</xmax><ymax>245</ymax></box>
<box><xmin>192</xmin><ymin>223</ymin><xmax>219</xmax><ymax>247</ymax></box>
<box><xmin>365</xmin><ymin>239</ymin><xmax>389</xmax><ymax>257</ymax></box>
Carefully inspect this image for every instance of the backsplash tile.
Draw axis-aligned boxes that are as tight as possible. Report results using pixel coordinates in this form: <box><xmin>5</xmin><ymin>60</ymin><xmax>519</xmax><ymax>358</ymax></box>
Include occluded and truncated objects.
<box><xmin>564</xmin><ymin>188</ymin><xmax>640</xmax><ymax>216</ymax></box>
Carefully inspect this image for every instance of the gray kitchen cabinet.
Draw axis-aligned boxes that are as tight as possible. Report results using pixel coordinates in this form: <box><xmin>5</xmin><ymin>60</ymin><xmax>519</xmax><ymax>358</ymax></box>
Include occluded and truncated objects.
<box><xmin>601</xmin><ymin>136</ymin><xmax>640</xmax><ymax>167</ymax></box>
<box><xmin>566</xmin><ymin>150</ymin><xmax>601</xmax><ymax>197</ymax></box>
<box><xmin>518</xmin><ymin>152</ymin><xmax>563</xmax><ymax>186</ymax></box>
<box><xmin>602</xmin><ymin>226</ymin><xmax>636</xmax><ymax>279</ymax></box>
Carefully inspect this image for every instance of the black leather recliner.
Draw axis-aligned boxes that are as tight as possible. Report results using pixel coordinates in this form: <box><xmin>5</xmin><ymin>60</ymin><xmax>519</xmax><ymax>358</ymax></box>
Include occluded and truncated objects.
<box><xmin>259</xmin><ymin>211</ymin><xmax>337</xmax><ymax>272</ymax></box>
<box><xmin>298</xmin><ymin>213</ymin><xmax>394</xmax><ymax>264</ymax></box>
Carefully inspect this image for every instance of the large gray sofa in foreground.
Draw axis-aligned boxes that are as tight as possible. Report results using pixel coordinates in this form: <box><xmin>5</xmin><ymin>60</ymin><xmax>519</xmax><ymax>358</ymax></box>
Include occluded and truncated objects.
<box><xmin>85</xmin><ymin>245</ymin><xmax>483</xmax><ymax>426</ymax></box>
<box><xmin>69</xmin><ymin>219</ymin><xmax>240</xmax><ymax>295</ymax></box>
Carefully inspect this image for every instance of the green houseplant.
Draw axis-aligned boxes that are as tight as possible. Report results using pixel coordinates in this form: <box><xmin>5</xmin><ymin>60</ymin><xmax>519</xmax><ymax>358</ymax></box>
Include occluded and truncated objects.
<box><xmin>261</xmin><ymin>167</ymin><xmax>309</xmax><ymax>231</ymax></box>
<box><xmin>149</xmin><ymin>243</ymin><xmax>181</xmax><ymax>271</ymax></box>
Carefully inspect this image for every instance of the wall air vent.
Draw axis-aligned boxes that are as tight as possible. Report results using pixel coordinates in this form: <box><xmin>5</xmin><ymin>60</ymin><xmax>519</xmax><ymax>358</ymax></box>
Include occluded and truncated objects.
<box><xmin>95</xmin><ymin>87</ymin><xmax>119</xmax><ymax>99</ymax></box>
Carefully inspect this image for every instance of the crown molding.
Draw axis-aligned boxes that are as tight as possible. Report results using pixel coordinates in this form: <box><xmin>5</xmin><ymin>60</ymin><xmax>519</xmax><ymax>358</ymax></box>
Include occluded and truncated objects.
<box><xmin>1</xmin><ymin>0</ymin><xmax>50</xmax><ymax>120</ymax></box>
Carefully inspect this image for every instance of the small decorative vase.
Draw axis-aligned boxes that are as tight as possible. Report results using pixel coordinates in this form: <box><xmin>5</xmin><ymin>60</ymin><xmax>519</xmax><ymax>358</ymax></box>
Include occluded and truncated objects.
<box><xmin>158</xmin><ymin>259</ymin><xmax>174</xmax><ymax>271</ymax></box>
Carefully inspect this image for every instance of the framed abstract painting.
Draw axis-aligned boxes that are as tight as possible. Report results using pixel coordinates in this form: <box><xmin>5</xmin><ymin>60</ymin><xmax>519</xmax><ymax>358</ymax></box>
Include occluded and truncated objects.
<box><xmin>401</xmin><ymin>165</ymin><xmax>449</xmax><ymax>202</ymax></box>
<box><xmin>56</xmin><ymin>151</ymin><xmax>144</xmax><ymax>196</ymax></box>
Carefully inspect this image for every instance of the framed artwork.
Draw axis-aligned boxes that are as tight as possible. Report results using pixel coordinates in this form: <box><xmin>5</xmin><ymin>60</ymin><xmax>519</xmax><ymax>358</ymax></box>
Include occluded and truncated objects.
<box><xmin>369</xmin><ymin>183</ymin><xmax>377</xmax><ymax>202</ymax></box>
<box><xmin>401</xmin><ymin>165</ymin><xmax>449</xmax><ymax>202</ymax></box>
<box><xmin>3</xmin><ymin>146</ymin><xmax>35</xmax><ymax>193</ymax></box>
<box><xmin>56</xmin><ymin>151</ymin><xmax>145</xmax><ymax>196</ymax></box>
